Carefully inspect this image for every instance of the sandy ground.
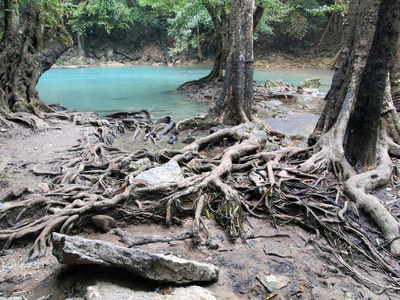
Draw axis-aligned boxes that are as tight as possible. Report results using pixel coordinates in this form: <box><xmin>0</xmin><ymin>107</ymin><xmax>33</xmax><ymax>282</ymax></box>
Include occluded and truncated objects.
<box><xmin>0</xmin><ymin>117</ymin><xmax>398</xmax><ymax>300</ymax></box>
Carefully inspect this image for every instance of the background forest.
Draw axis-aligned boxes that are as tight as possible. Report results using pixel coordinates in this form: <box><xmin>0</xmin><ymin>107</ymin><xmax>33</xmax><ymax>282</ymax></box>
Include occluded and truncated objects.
<box><xmin>0</xmin><ymin>0</ymin><xmax>348</xmax><ymax>67</ymax></box>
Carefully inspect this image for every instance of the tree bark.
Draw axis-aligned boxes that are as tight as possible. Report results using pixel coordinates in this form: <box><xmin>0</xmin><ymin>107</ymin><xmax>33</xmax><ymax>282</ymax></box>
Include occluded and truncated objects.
<box><xmin>3</xmin><ymin>0</ymin><xmax>19</xmax><ymax>37</ymax></box>
<box><xmin>390</xmin><ymin>16</ymin><xmax>400</xmax><ymax>112</ymax></box>
<box><xmin>310</xmin><ymin>0</ymin><xmax>399</xmax><ymax>167</ymax></box>
<box><xmin>302</xmin><ymin>0</ymin><xmax>400</xmax><ymax>255</ymax></box>
<box><xmin>308</xmin><ymin>0</ymin><xmax>382</xmax><ymax>146</ymax></box>
<box><xmin>159</xmin><ymin>18</ymin><xmax>170</xmax><ymax>63</ymax></box>
<box><xmin>177</xmin><ymin>1</ymin><xmax>230</xmax><ymax>90</ymax></box>
<box><xmin>0</xmin><ymin>1</ymin><xmax>73</xmax><ymax>114</ymax></box>
<box><xmin>345</xmin><ymin>0</ymin><xmax>400</xmax><ymax>167</ymax></box>
<box><xmin>253</xmin><ymin>1</ymin><xmax>265</xmax><ymax>33</ymax></box>
<box><xmin>206</xmin><ymin>0</ymin><xmax>255</xmax><ymax>124</ymax></box>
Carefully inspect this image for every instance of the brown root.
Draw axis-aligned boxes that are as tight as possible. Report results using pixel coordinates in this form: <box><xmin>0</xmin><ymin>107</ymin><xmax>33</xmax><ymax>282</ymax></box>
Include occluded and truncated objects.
<box><xmin>1</xmin><ymin>111</ymin><xmax>400</xmax><ymax>293</ymax></box>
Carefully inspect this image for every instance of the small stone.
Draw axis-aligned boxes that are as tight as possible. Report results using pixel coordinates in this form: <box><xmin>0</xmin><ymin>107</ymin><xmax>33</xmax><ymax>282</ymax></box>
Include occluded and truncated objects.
<box><xmin>268</xmin><ymin>145</ymin><xmax>280</xmax><ymax>152</ymax></box>
<box><xmin>280</xmin><ymin>139</ymin><xmax>289</xmax><ymax>147</ymax></box>
<box><xmin>277</xmin><ymin>170</ymin><xmax>290</xmax><ymax>178</ymax></box>
<box><xmin>256</xmin><ymin>274</ymin><xmax>289</xmax><ymax>292</ymax></box>
<box><xmin>344</xmin><ymin>292</ymin><xmax>355</xmax><ymax>300</ymax></box>
<box><xmin>167</xmin><ymin>135</ymin><xmax>178</xmax><ymax>144</ymax></box>
<box><xmin>327</xmin><ymin>265</ymin><xmax>338</xmax><ymax>273</ymax></box>
<box><xmin>37</xmin><ymin>183</ymin><xmax>50</xmax><ymax>193</ymax></box>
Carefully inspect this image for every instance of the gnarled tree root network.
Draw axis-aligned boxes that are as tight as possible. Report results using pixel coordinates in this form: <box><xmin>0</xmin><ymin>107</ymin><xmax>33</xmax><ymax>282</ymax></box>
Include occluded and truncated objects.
<box><xmin>0</xmin><ymin>111</ymin><xmax>400</xmax><ymax>294</ymax></box>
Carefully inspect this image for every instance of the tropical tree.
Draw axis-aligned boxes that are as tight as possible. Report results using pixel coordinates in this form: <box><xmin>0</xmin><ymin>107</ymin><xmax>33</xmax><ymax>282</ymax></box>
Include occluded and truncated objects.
<box><xmin>178</xmin><ymin>0</ymin><xmax>278</xmax><ymax>89</ymax></box>
<box><xmin>205</xmin><ymin>0</ymin><xmax>256</xmax><ymax>124</ymax></box>
<box><xmin>304</xmin><ymin>0</ymin><xmax>400</xmax><ymax>255</ymax></box>
<box><xmin>0</xmin><ymin>0</ymin><xmax>73</xmax><ymax>114</ymax></box>
<box><xmin>312</xmin><ymin>0</ymin><xmax>350</xmax><ymax>54</ymax></box>
<box><xmin>165</xmin><ymin>2</ymin><xmax>212</xmax><ymax>62</ymax></box>
<box><xmin>140</xmin><ymin>0</ymin><xmax>287</xmax><ymax>89</ymax></box>
<box><xmin>67</xmin><ymin>0</ymin><xmax>142</xmax><ymax>56</ymax></box>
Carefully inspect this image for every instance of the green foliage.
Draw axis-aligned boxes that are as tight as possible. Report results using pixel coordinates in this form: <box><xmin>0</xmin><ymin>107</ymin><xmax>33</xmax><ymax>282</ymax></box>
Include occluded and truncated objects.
<box><xmin>137</xmin><ymin>0</ymin><xmax>214</xmax><ymax>55</ymax></box>
<box><xmin>255</xmin><ymin>0</ymin><xmax>292</xmax><ymax>37</ymax></box>
<box><xmin>138</xmin><ymin>0</ymin><xmax>293</xmax><ymax>55</ymax></box>
<box><xmin>167</xmin><ymin>2</ymin><xmax>212</xmax><ymax>55</ymax></box>
<box><xmin>67</xmin><ymin>0</ymin><xmax>141</xmax><ymax>35</ymax></box>
<box><xmin>276</xmin><ymin>0</ymin><xmax>330</xmax><ymax>41</ymax></box>
<box><xmin>18</xmin><ymin>0</ymin><xmax>66</xmax><ymax>26</ymax></box>
<box><xmin>311</xmin><ymin>0</ymin><xmax>349</xmax><ymax>16</ymax></box>
<box><xmin>130</xmin><ymin>160</ymin><xmax>144</xmax><ymax>170</ymax></box>
<box><xmin>279</xmin><ymin>8</ymin><xmax>309</xmax><ymax>40</ymax></box>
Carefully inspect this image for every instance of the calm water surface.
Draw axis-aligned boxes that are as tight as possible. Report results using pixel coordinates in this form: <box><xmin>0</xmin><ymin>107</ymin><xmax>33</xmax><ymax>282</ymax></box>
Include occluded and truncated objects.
<box><xmin>37</xmin><ymin>66</ymin><xmax>333</xmax><ymax>121</ymax></box>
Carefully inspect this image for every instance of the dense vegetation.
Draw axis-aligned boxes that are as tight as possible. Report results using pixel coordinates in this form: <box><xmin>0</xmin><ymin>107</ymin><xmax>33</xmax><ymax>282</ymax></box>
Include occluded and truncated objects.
<box><xmin>0</xmin><ymin>1</ymin><xmax>347</xmax><ymax>62</ymax></box>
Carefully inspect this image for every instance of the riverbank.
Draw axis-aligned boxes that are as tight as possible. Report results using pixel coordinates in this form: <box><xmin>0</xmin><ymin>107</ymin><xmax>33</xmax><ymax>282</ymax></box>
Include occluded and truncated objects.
<box><xmin>54</xmin><ymin>44</ymin><xmax>334</xmax><ymax>70</ymax></box>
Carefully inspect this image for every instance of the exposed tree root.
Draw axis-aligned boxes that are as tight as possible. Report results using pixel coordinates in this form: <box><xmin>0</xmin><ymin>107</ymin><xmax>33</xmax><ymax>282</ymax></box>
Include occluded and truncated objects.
<box><xmin>1</xmin><ymin>112</ymin><xmax>400</xmax><ymax>294</ymax></box>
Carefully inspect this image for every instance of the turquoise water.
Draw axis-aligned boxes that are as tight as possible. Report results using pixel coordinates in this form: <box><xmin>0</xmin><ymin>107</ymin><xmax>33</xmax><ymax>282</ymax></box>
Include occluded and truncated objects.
<box><xmin>37</xmin><ymin>65</ymin><xmax>333</xmax><ymax>121</ymax></box>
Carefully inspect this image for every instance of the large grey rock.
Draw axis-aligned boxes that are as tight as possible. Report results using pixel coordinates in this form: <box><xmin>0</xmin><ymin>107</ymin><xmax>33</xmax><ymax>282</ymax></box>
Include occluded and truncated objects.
<box><xmin>85</xmin><ymin>282</ymin><xmax>216</xmax><ymax>300</ymax></box>
<box><xmin>134</xmin><ymin>160</ymin><xmax>183</xmax><ymax>185</ymax></box>
<box><xmin>52</xmin><ymin>233</ymin><xmax>218</xmax><ymax>284</ymax></box>
<box><xmin>264</xmin><ymin>79</ymin><xmax>295</xmax><ymax>92</ymax></box>
<box><xmin>297</xmin><ymin>77</ymin><xmax>321</xmax><ymax>93</ymax></box>
<box><xmin>105</xmin><ymin>46</ymin><xmax>114</xmax><ymax>58</ymax></box>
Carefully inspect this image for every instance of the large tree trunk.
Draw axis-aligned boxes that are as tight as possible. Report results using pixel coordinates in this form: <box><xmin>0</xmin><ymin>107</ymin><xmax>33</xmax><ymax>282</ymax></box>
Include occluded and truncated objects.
<box><xmin>178</xmin><ymin>1</ymin><xmax>264</xmax><ymax>91</ymax></box>
<box><xmin>302</xmin><ymin>0</ymin><xmax>400</xmax><ymax>255</ymax></box>
<box><xmin>159</xmin><ymin>17</ymin><xmax>171</xmax><ymax>64</ymax></box>
<box><xmin>345</xmin><ymin>0</ymin><xmax>399</xmax><ymax>167</ymax></box>
<box><xmin>308</xmin><ymin>0</ymin><xmax>382</xmax><ymax>146</ymax></box>
<box><xmin>177</xmin><ymin>1</ymin><xmax>230</xmax><ymax>90</ymax></box>
<box><xmin>390</xmin><ymin>17</ymin><xmax>400</xmax><ymax>112</ymax></box>
<box><xmin>206</xmin><ymin>0</ymin><xmax>255</xmax><ymax>124</ymax></box>
<box><xmin>0</xmin><ymin>1</ymin><xmax>73</xmax><ymax>114</ymax></box>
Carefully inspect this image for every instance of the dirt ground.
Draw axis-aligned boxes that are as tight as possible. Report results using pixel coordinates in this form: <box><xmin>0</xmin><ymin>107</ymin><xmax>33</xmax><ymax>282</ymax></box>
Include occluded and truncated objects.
<box><xmin>1</xmin><ymin>115</ymin><xmax>399</xmax><ymax>300</ymax></box>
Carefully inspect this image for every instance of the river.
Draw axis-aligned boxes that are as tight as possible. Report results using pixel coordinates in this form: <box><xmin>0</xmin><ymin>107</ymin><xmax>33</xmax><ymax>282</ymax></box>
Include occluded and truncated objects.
<box><xmin>37</xmin><ymin>65</ymin><xmax>333</xmax><ymax>121</ymax></box>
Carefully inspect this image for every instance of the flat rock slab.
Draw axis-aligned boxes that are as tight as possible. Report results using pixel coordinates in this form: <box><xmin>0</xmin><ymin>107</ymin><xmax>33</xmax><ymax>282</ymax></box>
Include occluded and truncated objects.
<box><xmin>52</xmin><ymin>233</ymin><xmax>218</xmax><ymax>284</ymax></box>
